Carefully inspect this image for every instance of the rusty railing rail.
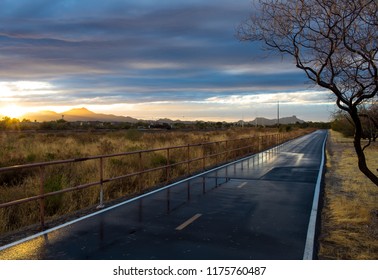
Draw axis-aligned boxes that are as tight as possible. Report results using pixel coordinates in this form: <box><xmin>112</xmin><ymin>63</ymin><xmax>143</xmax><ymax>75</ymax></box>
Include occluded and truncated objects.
<box><xmin>0</xmin><ymin>132</ymin><xmax>295</xmax><ymax>230</ymax></box>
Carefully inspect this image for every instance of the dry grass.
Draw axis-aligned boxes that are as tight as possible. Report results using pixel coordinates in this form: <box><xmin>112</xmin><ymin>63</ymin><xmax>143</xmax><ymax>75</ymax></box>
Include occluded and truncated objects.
<box><xmin>319</xmin><ymin>130</ymin><xmax>378</xmax><ymax>259</ymax></box>
<box><xmin>0</xmin><ymin>127</ymin><xmax>308</xmax><ymax>237</ymax></box>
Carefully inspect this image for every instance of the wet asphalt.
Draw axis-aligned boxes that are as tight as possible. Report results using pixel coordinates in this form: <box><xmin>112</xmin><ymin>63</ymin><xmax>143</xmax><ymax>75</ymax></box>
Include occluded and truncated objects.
<box><xmin>0</xmin><ymin>130</ymin><xmax>327</xmax><ymax>260</ymax></box>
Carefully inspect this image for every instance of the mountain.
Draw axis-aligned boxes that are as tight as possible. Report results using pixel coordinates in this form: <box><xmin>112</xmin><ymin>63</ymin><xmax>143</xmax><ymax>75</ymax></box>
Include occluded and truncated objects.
<box><xmin>22</xmin><ymin>110</ymin><xmax>61</xmax><ymax>122</ymax></box>
<box><xmin>156</xmin><ymin>118</ymin><xmax>181</xmax><ymax>124</ymax></box>
<box><xmin>22</xmin><ymin>107</ymin><xmax>139</xmax><ymax>123</ymax></box>
<box><xmin>61</xmin><ymin>108</ymin><xmax>139</xmax><ymax>123</ymax></box>
<box><xmin>250</xmin><ymin>115</ymin><xmax>304</xmax><ymax>126</ymax></box>
<box><xmin>20</xmin><ymin>108</ymin><xmax>305</xmax><ymax>125</ymax></box>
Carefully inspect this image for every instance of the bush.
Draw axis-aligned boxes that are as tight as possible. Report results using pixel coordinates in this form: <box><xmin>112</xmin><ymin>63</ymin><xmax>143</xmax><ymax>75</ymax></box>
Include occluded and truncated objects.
<box><xmin>97</xmin><ymin>139</ymin><xmax>115</xmax><ymax>154</ymax></box>
<box><xmin>150</xmin><ymin>153</ymin><xmax>169</xmax><ymax>168</ymax></box>
<box><xmin>44</xmin><ymin>173</ymin><xmax>64</xmax><ymax>216</ymax></box>
<box><xmin>125</xmin><ymin>129</ymin><xmax>142</xmax><ymax>142</ymax></box>
<box><xmin>331</xmin><ymin>118</ymin><xmax>354</xmax><ymax>137</ymax></box>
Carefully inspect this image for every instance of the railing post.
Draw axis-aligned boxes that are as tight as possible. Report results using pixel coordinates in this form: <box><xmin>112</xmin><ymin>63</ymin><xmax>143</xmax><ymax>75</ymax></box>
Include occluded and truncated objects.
<box><xmin>216</xmin><ymin>142</ymin><xmax>219</xmax><ymax>166</ymax></box>
<box><xmin>263</xmin><ymin>135</ymin><xmax>266</xmax><ymax>150</ymax></box>
<box><xmin>269</xmin><ymin>135</ymin><xmax>271</xmax><ymax>157</ymax></box>
<box><xmin>275</xmin><ymin>134</ymin><xmax>278</xmax><ymax>147</ymax></box>
<box><xmin>225</xmin><ymin>140</ymin><xmax>228</xmax><ymax>161</ymax></box>
<box><xmin>233</xmin><ymin>139</ymin><xmax>237</xmax><ymax>160</ymax></box>
<box><xmin>166</xmin><ymin>148</ymin><xmax>170</xmax><ymax>182</ymax></box>
<box><xmin>234</xmin><ymin>155</ymin><xmax>236</xmax><ymax>174</ymax></box>
<box><xmin>39</xmin><ymin>166</ymin><xmax>45</xmax><ymax>230</ymax></box>
<box><xmin>225</xmin><ymin>160</ymin><xmax>228</xmax><ymax>178</ymax></box>
<box><xmin>97</xmin><ymin>157</ymin><xmax>105</xmax><ymax>209</ymax></box>
<box><xmin>139</xmin><ymin>152</ymin><xmax>143</xmax><ymax>192</ymax></box>
<box><xmin>202</xmin><ymin>144</ymin><xmax>205</xmax><ymax>170</ymax></box>
<box><xmin>259</xmin><ymin>136</ymin><xmax>262</xmax><ymax>152</ymax></box>
<box><xmin>187</xmin><ymin>144</ymin><xmax>190</xmax><ymax>175</ymax></box>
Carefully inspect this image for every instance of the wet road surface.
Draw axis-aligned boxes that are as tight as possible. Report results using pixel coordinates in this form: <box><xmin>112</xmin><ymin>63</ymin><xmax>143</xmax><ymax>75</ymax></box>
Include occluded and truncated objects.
<box><xmin>0</xmin><ymin>130</ymin><xmax>327</xmax><ymax>260</ymax></box>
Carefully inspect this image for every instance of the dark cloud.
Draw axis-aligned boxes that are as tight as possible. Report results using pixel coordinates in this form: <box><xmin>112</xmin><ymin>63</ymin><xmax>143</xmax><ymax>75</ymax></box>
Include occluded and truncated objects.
<box><xmin>0</xmin><ymin>0</ymin><xmax>329</xmax><ymax>121</ymax></box>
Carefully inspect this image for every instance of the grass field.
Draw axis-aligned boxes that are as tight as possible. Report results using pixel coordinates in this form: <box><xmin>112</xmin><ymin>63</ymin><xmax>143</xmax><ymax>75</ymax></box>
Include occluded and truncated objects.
<box><xmin>0</xmin><ymin>127</ymin><xmax>308</xmax><ymax>238</ymax></box>
<box><xmin>319</xmin><ymin>130</ymin><xmax>378</xmax><ymax>259</ymax></box>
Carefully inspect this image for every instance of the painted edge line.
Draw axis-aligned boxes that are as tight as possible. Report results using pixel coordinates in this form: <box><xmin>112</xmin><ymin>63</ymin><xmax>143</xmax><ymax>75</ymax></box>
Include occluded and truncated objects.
<box><xmin>303</xmin><ymin>130</ymin><xmax>328</xmax><ymax>260</ymax></box>
<box><xmin>0</xmin><ymin>132</ymin><xmax>309</xmax><ymax>252</ymax></box>
<box><xmin>175</xmin><ymin>214</ymin><xmax>202</xmax><ymax>231</ymax></box>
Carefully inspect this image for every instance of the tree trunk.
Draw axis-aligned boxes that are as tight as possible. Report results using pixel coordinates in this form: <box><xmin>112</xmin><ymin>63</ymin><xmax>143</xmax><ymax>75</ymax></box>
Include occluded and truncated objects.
<box><xmin>350</xmin><ymin>108</ymin><xmax>378</xmax><ymax>186</ymax></box>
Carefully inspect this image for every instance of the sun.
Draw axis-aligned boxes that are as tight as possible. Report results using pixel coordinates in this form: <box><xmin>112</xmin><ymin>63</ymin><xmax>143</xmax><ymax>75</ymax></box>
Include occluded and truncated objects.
<box><xmin>0</xmin><ymin>104</ymin><xmax>27</xmax><ymax>119</ymax></box>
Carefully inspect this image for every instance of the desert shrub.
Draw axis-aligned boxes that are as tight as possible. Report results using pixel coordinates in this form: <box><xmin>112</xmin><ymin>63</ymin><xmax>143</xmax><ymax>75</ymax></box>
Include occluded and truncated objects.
<box><xmin>331</xmin><ymin>112</ymin><xmax>355</xmax><ymax>137</ymax></box>
<box><xmin>0</xmin><ymin>202</ymin><xmax>39</xmax><ymax>233</ymax></box>
<box><xmin>97</xmin><ymin>139</ymin><xmax>115</xmax><ymax>154</ymax></box>
<box><xmin>73</xmin><ymin>133</ymin><xmax>99</xmax><ymax>145</ymax></box>
<box><xmin>0</xmin><ymin>169</ymin><xmax>35</xmax><ymax>188</ymax></box>
<box><xmin>125</xmin><ymin>129</ymin><xmax>142</xmax><ymax>142</ymax></box>
<box><xmin>331</xmin><ymin>118</ymin><xmax>354</xmax><ymax>137</ymax></box>
<box><xmin>26</xmin><ymin>153</ymin><xmax>37</xmax><ymax>163</ymax></box>
<box><xmin>44</xmin><ymin>173</ymin><xmax>64</xmax><ymax>216</ymax></box>
<box><xmin>44</xmin><ymin>152</ymin><xmax>56</xmax><ymax>161</ymax></box>
<box><xmin>150</xmin><ymin>153</ymin><xmax>168</xmax><ymax>168</ymax></box>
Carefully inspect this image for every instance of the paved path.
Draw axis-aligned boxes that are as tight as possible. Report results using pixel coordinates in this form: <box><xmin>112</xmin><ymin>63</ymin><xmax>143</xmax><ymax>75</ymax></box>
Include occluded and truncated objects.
<box><xmin>0</xmin><ymin>130</ymin><xmax>327</xmax><ymax>260</ymax></box>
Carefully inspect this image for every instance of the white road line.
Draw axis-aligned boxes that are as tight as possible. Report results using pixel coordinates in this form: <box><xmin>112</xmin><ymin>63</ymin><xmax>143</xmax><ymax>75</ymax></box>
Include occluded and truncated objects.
<box><xmin>237</xmin><ymin>182</ymin><xmax>248</xmax><ymax>189</ymax></box>
<box><xmin>175</xmin><ymin>214</ymin><xmax>202</xmax><ymax>231</ymax></box>
<box><xmin>303</xmin><ymin>131</ymin><xmax>328</xmax><ymax>260</ymax></box>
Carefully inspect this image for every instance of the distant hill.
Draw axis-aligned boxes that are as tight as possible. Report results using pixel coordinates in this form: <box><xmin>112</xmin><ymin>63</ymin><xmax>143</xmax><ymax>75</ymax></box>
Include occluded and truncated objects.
<box><xmin>250</xmin><ymin>115</ymin><xmax>304</xmax><ymax>126</ymax></box>
<box><xmin>22</xmin><ymin>107</ymin><xmax>139</xmax><ymax>123</ymax></box>
<box><xmin>22</xmin><ymin>110</ymin><xmax>62</xmax><ymax>122</ymax></box>
<box><xmin>19</xmin><ymin>108</ymin><xmax>305</xmax><ymax>125</ymax></box>
<box><xmin>155</xmin><ymin>118</ymin><xmax>186</xmax><ymax>124</ymax></box>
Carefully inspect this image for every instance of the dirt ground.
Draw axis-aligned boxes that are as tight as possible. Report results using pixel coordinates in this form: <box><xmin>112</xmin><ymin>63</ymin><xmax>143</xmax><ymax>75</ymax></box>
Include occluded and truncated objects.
<box><xmin>318</xmin><ymin>130</ymin><xmax>378</xmax><ymax>259</ymax></box>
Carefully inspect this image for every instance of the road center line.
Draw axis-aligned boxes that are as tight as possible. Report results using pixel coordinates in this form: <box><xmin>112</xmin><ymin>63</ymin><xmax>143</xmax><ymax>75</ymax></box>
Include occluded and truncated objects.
<box><xmin>175</xmin><ymin>213</ymin><xmax>202</xmax><ymax>231</ymax></box>
<box><xmin>237</xmin><ymin>182</ymin><xmax>248</xmax><ymax>189</ymax></box>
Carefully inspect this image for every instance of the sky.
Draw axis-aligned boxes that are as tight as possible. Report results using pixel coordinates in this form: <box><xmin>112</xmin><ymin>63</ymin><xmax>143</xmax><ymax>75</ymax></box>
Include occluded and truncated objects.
<box><xmin>0</xmin><ymin>0</ymin><xmax>335</xmax><ymax>122</ymax></box>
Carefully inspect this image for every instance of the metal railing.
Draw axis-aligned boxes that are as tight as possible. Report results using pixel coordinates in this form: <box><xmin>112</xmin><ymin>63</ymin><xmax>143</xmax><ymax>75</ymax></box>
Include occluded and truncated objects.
<box><xmin>0</xmin><ymin>132</ymin><xmax>297</xmax><ymax>232</ymax></box>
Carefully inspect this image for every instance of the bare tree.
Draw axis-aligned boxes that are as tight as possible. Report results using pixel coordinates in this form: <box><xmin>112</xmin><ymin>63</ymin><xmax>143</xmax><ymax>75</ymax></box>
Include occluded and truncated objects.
<box><xmin>360</xmin><ymin>102</ymin><xmax>378</xmax><ymax>142</ymax></box>
<box><xmin>238</xmin><ymin>0</ymin><xmax>378</xmax><ymax>186</ymax></box>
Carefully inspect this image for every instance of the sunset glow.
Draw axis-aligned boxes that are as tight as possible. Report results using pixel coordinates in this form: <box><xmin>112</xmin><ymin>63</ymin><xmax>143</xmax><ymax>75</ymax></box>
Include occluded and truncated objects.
<box><xmin>0</xmin><ymin>0</ymin><xmax>334</xmax><ymax>122</ymax></box>
<box><xmin>0</xmin><ymin>104</ymin><xmax>27</xmax><ymax>119</ymax></box>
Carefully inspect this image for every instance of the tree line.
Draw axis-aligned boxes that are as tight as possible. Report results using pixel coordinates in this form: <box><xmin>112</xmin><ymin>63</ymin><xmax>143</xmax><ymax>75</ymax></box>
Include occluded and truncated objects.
<box><xmin>332</xmin><ymin>103</ymin><xmax>378</xmax><ymax>143</ymax></box>
<box><xmin>0</xmin><ymin>116</ymin><xmax>330</xmax><ymax>132</ymax></box>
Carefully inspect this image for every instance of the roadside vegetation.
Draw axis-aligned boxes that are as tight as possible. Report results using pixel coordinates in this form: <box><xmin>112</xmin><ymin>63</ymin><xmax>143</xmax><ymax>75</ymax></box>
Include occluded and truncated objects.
<box><xmin>0</xmin><ymin>126</ymin><xmax>314</xmax><ymax>239</ymax></box>
<box><xmin>319</xmin><ymin>130</ymin><xmax>378</xmax><ymax>259</ymax></box>
<box><xmin>0</xmin><ymin>115</ymin><xmax>329</xmax><ymax>132</ymax></box>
